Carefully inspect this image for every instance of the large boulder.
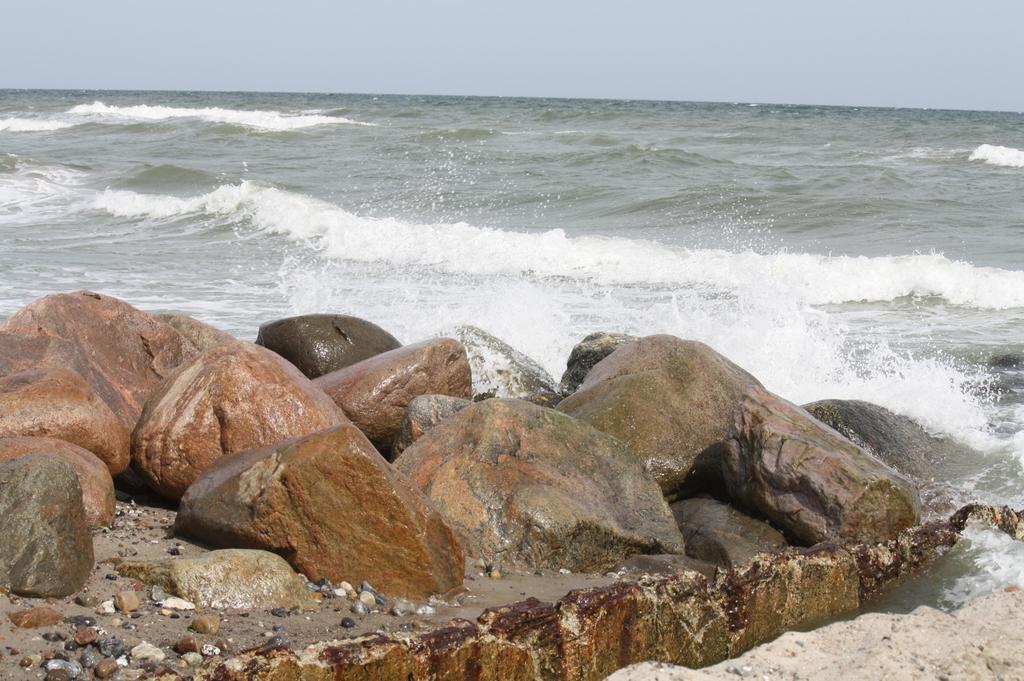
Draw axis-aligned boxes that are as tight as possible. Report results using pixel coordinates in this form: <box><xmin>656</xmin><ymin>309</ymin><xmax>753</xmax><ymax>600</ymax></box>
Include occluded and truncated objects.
<box><xmin>0</xmin><ymin>291</ymin><xmax>198</xmax><ymax>428</ymax></box>
<box><xmin>155</xmin><ymin>313</ymin><xmax>238</xmax><ymax>353</ymax></box>
<box><xmin>313</xmin><ymin>338</ymin><xmax>472</xmax><ymax>453</ymax></box>
<box><xmin>453</xmin><ymin>326</ymin><xmax>558</xmax><ymax>398</ymax></box>
<box><xmin>0</xmin><ymin>367</ymin><xmax>130</xmax><ymax>474</ymax></box>
<box><xmin>175</xmin><ymin>423</ymin><xmax>464</xmax><ymax>599</ymax></box>
<box><xmin>391</xmin><ymin>394</ymin><xmax>472</xmax><ymax>460</ymax></box>
<box><xmin>557</xmin><ymin>335</ymin><xmax>761</xmax><ymax>499</ymax></box>
<box><xmin>132</xmin><ymin>343</ymin><xmax>345</xmax><ymax>500</ymax></box>
<box><xmin>0</xmin><ymin>437</ymin><xmax>115</xmax><ymax>527</ymax></box>
<box><xmin>113</xmin><ymin>550</ymin><xmax>315</xmax><ymax>610</ymax></box>
<box><xmin>724</xmin><ymin>388</ymin><xmax>921</xmax><ymax>545</ymax></box>
<box><xmin>0</xmin><ymin>455</ymin><xmax>94</xmax><ymax>596</ymax></box>
<box><xmin>395</xmin><ymin>399</ymin><xmax>685</xmax><ymax>572</ymax></box>
<box><xmin>255</xmin><ymin>314</ymin><xmax>400</xmax><ymax>379</ymax></box>
<box><xmin>670</xmin><ymin>496</ymin><xmax>788</xmax><ymax>568</ymax></box>
<box><xmin>559</xmin><ymin>332</ymin><xmax>636</xmax><ymax>394</ymax></box>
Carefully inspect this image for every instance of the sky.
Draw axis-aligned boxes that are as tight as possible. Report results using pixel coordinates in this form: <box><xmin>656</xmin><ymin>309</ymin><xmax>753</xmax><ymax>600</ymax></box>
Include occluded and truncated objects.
<box><xmin>3</xmin><ymin>0</ymin><xmax>1023</xmax><ymax>111</ymax></box>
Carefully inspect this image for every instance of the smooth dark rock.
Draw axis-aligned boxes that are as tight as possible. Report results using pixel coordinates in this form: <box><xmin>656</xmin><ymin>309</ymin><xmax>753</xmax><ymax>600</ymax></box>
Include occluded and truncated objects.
<box><xmin>255</xmin><ymin>314</ymin><xmax>400</xmax><ymax>379</ymax></box>
<box><xmin>0</xmin><ymin>455</ymin><xmax>93</xmax><ymax>597</ymax></box>
<box><xmin>559</xmin><ymin>332</ymin><xmax>637</xmax><ymax>394</ymax></box>
<box><xmin>671</xmin><ymin>496</ymin><xmax>788</xmax><ymax>568</ymax></box>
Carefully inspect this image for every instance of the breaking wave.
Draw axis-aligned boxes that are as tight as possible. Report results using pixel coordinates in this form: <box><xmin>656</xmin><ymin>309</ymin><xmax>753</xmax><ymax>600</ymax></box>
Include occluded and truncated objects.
<box><xmin>970</xmin><ymin>144</ymin><xmax>1024</xmax><ymax>168</ymax></box>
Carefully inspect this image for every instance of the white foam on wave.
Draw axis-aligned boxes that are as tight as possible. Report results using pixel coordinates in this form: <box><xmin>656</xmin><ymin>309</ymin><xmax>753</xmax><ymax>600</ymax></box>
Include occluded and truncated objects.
<box><xmin>943</xmin><ymin>526</ymin><xmax>1024</xmax><ymax>607</ymax></box>
<box><xmin>68</xmin><ymin>101</ymin><xmax>375</xmax><ymax>131</ymax></box>
<box><xmin>0</xmin><ymin>159</ymin><xmax>89</xmax><ymax>221</ymax></box>
<box><xmin>0</xmin><ymin>117</ymin><xmax>76</xmax><ymax>132</ymax></box>
<box><xmin>970</xmin><ymin>144</ymin><xmax>1024</xmax><ymax>168</ymax></box>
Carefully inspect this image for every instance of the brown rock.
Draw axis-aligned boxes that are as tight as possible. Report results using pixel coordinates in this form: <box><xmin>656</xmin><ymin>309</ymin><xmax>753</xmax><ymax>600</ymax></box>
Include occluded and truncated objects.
<box><xmin>391</xmin><ymin>394</ymin><xmax>472</xmax><ymax>460</ymax></box>
<box><xmin>174</xmin><ymin>637</ymin><xmax>200</xmax><ymax>654</ymax></box>
<box><xmin>0</xmin><ymin>437</ymin><xmax>115</xmax><ymax>527</ymax></box>
<box><xmin>314</xmin><ymin>338</ymin><xmax>472</xmax><ymax>453</ymax></box>
<box><xmin>557</xmin><ymin>335</ymin><xmax>761</xmax><ymax>499</ymax></box>
<box><xmin>131</xmin><ymin>342</ymin><xmax>345</xmax><ymax>500</ymax></box>
<box><xmin>175</xmin><ymin>423</ymin><xmax>464</xmax><ymax>599</ymax></box>
<box><xmin>93</xmin><ymin>658</ymin><xmax>119</xmax><ymax>679</ymax></box>
<box><xmin>73</xmin><ymin>626</ymin><xmax>97</xmax><ymax>646</ymax></box>
<box><xmin>115</xmin><ymin>590</ymin><xmax>140</xmax><ymax>612</ymax></box>
<box><xmin>7</xmin><ymin>606</ymin><xmax>62</xmax><ymax>628</ymax></box>
<box><xmin>0</xmin><ymin>291</ymin><xmax>198</xmax><ymax>429</ymax></box>
<box><xmin>0</xmin><ymin>367</ymin><xmax>130</xmax><ymax>474</ymax></box>
<box><xmin>724</xmin><ymin>387</ymin><xmax>922</xmax><ymax>545</ymax></box>
<box><xmin>671</xmin><ymin>496</ymin><xmax>788</xmax><ymax>568</ymax></box>
<box><xmin>255</xmin><ymin>313</ymin><xmax>401</xmax><ymax>379</ymax></box>
<box><xmin>155</xmin><ymin>313</ymin><xmax>237</xmax><ymax>353</ymax></box>
<box><xmin>396</xmin><ymin>399</ymin><xmax>685</xmax><ymax>572</ymax></box>
<box><xmin>190</xmin><ymin>615</ymin><xmax>220</xmax><ymax>635</ymax></box>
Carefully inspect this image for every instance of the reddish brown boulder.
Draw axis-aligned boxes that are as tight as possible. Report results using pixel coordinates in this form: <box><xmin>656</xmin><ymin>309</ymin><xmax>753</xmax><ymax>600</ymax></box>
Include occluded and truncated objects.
<box><xmin>0</xmin><ymin>367</ymin><xmax>130</xmax><ymax>474</ymax></box>
<box><xmin>132</xmin><ymin>343</ymin><xmax>345</xmax><ymax>500</ymax></box>
<box><xmin>7</xmin><ymin>607</ymin><xmax>63</xmax><ymax>628</ymax></box>
<box><xmin>557</xmin><ymin>335</ymin><xmax>761</xmax><ymax>499</ymax></box>
<box><xmin>724</xmin><ymin>387</ymin><xmax>921</xmax><ymax>545</ymax></box>
<box><xmin>396</xmin><ymin>399</ymin><xmax>685</xmax><ymax>572</ymax></box>
<box><xmin>0</xmin><ymin>291</ymin><xmax>198</xmax><ymax>429</ymax></box>
<box><xmin>0</xmin><ymin>437</ymin><xmax>115</xmax><ymax>527</ymax></box>
<box><xmin>314</xmin><ymin>338</ymin><xmax>472</xmax><ymax>453</ymax></box>
<box><xmin>175</xmin><ymin>423</ymin><xmax>464</xmax><ymax>599</ymax></box>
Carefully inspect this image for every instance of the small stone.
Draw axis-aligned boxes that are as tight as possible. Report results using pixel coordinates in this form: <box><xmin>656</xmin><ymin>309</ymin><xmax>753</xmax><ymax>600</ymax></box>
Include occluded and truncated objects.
<box><xmin>200</xmin><ymin>643</ymin><xmax>221</xmax><ymax>657</ymax></box>
<box><xmin>340</xmin><ymin>617</ymin><xmax>356</xmax><ymax>628</ymax></box>
<box><xmin>78</xmin><ymin>649</ymin><xmax>97</xmax><ymax>669</ymax></box>
<box><xmin>558</xmin><ymin>568</ymin><xmax>571</xmax><ymax>574</ymax></box>
<box><xmin>95</xmin><ymin>600</ymin><xmax>115</xmax><ymax>615</ymax></box>
<box><xmin>181</xmin><ymin>652</ymin><xmax>203</xmax><ymax>667</ymax></box>
<box><xmin>1006</xmin><ymin>584</ymin><xmax>1020</xmax><ymax>593</ymax></box>
<box><xmin>115</xmin><ymin>590</ymin><xmax>140</xmax><ymax>613</ymax></box>
<box><xmin>19</xmin><ymin>656</ymin><xmax>34</xmax><ymax>667</ymax></box>
<box><xmin>174</xmin><ymin>637</ymin><xmax>200</xmax><ymax>654</ymax></box>
<box><xmin>350</xmin><ymin>599</ymin><xmax>369</xmax><ymax>615</ymax></box>
<box><xmin>45</xmin><ymin>670</ymin><xmax>72</xmax><ymax>681</ymax></box>
<box><xmin>130</xmin><ymin>641</ymin><xmax>165</xmax><ymax>662</ymax></box>
<box><xmin>43</xmin><ymin>631</ymin><xmax>68</xmax><ymax>642</ymax></box>
<box><xmin>7</xmin><ymin>607</ymin><xmax>63</xmax><ymax>628</ymax></box>
<box><xmin>74</xmin><ymin>594</ymin><xmax>99</xmax><ymax>608</ymax></box>
<box><xmin>338</xmin><ymin>581</ymin><xmax>354</xmax><ymax>595</ymax></box>
<box><xmin>150</xmin><ymin>585</ymin><xmax>167</xmax><ymax>602</ymax></box>
<box><xmin>332</xmin><ymin>588</ymin><xmax>348</xmax><ymax>598</ymax></box>
<box><xmin>415</xmin><ymin>604</ymin><xmax>436</xmax><ymax>616</ymax></box>
<box><xmin>390</xmin><ymin>598</ymin><xmax>415</xmax><ymax>616</ymax></box>
<box><xmin>158</xmin><ymin>607</ymin><xmax>173</xmax><ymax>617</ymax></box>
<box><xmin>488</xmin><ymin>569</ymin><xmax>502</xmax><ymax>579</ymax></box>
<box><xmin>96</xmin><ymin>638</ymin><xmax>126</xmax><ymax>658</ymax></box>
<box><xmin>190</xmin><ymin>614</ymin><xmax>220</xmax><ymax>635</ymax></box>
<box><xmin>270</xmin><ymin>606</ymin><xmax>289</xmax><ymax>617</ymax></box>
<box><xmin>358</xmin><ymin>591</ymin><xmax>376</xmax><ymax>608</ymax></box>
<box><xmin>93</xmin><ymin>659</ymin><xmax>119</xmax><ymax>679</ymax></box>
<box><xmin>64</xmin><ymin>615</ymin><xmax>96</xmax><ymax>627</ymax></box>
<box><xmin>161</xmin><ymin>596</ymin><xmax>195</xmax><ymax>610</ymax></box>
<box><xmin>73</xmin><ymin>627</ymin><xmax>97</xmax><ymax>646</ymax></box>
<box><xmin>45</xmin><ymin>658</ymin><xmax>84</xmax><ymax>678</ymax></box>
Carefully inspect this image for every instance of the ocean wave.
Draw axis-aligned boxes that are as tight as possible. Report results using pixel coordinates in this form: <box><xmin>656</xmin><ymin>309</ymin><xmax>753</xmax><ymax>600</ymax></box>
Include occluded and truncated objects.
<box><xmin>0</xmin><ymin>117</ymin><xmax>76</xmax><ymax>132</ymax></box>
<box><xmin>92</xmin><ymin>182</ymin><xmax>1024</xmax><ymax>311</ymax></box>
<box><xmin>67</xmin><ymin>102</ymin><xmax>376</xmax><ymax>131</ymax></box>
<box><xmin>969</xmin><ymin>144</ymin><xmax>1024</xmax><ymax>168</ymax></box>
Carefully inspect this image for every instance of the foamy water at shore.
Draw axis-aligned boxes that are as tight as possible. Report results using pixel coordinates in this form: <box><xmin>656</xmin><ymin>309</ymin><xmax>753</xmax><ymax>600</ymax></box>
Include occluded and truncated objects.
<box><xmin>2</xmin><ymin>90</ymin><xmax>1022</xmax><ymax>608</ymax></box>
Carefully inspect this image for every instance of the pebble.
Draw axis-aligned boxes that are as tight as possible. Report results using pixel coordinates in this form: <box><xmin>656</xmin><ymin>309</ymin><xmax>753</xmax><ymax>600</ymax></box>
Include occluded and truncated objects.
<box><xmin>358</xmin><ymin>591</ymin><xmax>376</xmax><ymax>608</ymax></box>
<box><xmin>19</xmin><ymin>656</ymin><xmax>35</xmax><ymax>667</ymax></box>
<box><xmin>96</xmin><ymin>638</ymin><xmax>126</xmax><ymax>658</ymax></box>
<box><xmin>190</xmin><ymin>614</ymin><xmax>221</xmax><ymax>635</ymax></box>
<box><xmin>558</xmin><ymin>568</ymin><xmax>571</xmax><ymax>574</ymax></box>
<box><xmin>201</xmin><ymin>643</ymin><xmax>221</xmax><ymax>657</ymax></box>
<box><xmin>270</xmin><ymin>607</ymin><xmax>290</xmax><ymax>617</ymax></box>
<box><xmin>7</xmin><ymin>606</ymin><xmax>63</xmax><ymax>628</ymax></box>
<box><xmin>360</xmin><ymin>582</ymin><xmax>386</xmax><ymax>605</ymax></box>
<box><xmin>150</xmin><ymin>585</ymin><xmax>168</xmax><ymax>602</ymax></box>
<box><xmin>42</xmin><ymin>632</ymin><xmax>67</xmax><ymax>642</ymax></box>
<box><xmin>64</xmin><ymin>615</ymin><xmax>96</xmax><ymax>627</ymax></box>
<box><xmin>115</xmin><ymin>590</ymin><xmax>140</xmax><ymax>613</ymax></box>
<box><xmin>78</xmin><ymin>649</ymin><xmax>97</xmax><ymax>669</ymax></box>
<box><xmin>181</xmin><ymin>652</ymin><xmax>204</xmax><ymax>667</ymax></box>
<box><xmin>92</xmin><ymin>659</ymin><xmax>119</xmax><ymax>679</ymax></box>
<box><xmin>74</xmin><ymin>594</ymin><xmax>99</xmax><ymax>608</ymax></box>
<box><xmin>338</xmin><ymin>581</ymin><xmax>355</xmax><ymax>595</ymax></box>
<box><xmin>350</xmin><ymin>600</ymin><xmax>369</xmax><ymax>615</ymax></box>
<box><xmin>488</xmin><ymin>569</ymin><xmax>502</xmax><ymax>579</ymax></box>
<box><xmin>415</xmin><ymin>604</ymin><xmax>437</xmax><ymax>616</ymax></box>
<box><xmin>130</xmin><ymin>641</ymin><xmax>166</xmax><ymax>662</ymax></box>
<box><xmin>162</xmin><ymin>596</ymin><xmax>195</xmax><ymax>610</ymax></box>
<box><xmin>340</xmin><ymin>617</ymin><xmax>356</xmax><ymax>628</ymax></box>
<box><xmin>45</xmin><ymin>670</ymin><xmax>72</xmax><ymax>681</ymax></box>
<box><xmin>45</xmin><ymin>658</ymin><xmax>84</xmax><ymax>678</ymax></box>
<box><xmin>390</xmin><ymin>598</ymin><xmax>415</xmax><ymax>616</ymax></box>
<box><xmin>174</xmin><ymin>637</ymin><xmax>200</xmax><ymax>654</ymax></box>
<box><xmin>95</xmin><ymin>600</ymin><xmax>115</xmax><ymax>615</ymax></box>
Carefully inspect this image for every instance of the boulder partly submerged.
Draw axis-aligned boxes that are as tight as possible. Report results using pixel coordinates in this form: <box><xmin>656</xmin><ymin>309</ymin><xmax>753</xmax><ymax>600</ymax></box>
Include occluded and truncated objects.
<box><xmin>453</xmin><ymin>326</ymin><xmax>558</xmax><ymax>398</ymax></box>
<box><xmin>0</xmin><ymin>366</ymin><xmax>130</xmax><ymax>475</ymax></box>
<box><xmin>113</xmin><ymin>549</ymin><xmax>315</xmax><ymax>611</ymax></box>
<box><xmin>314</xmin><ymin>338</ymin><xmax>472</xmax><ymax>453</ymax></box>
<box><xmin>725</xmin><ymin>388</ymin><xmax>921</xmax><ymax>545</ymax></box>
<box><xmin>0</xmin><ymin>436</ymin><xmax>115</xmax><ymax>527</ymax></box>
<box><xmin>0</xmin><ymin>291</ymin><xmax>198</xmax><ymax>429</ymax></box>
<box><xmin>396</xmin><ymin>398</ymin><xmax>685</xmax><ymax>572</ymax></box>
<box><xmin>0</xmin><ymin>455</ymin><xmax>94</xmax><ymax>597</ymax></box>
<box><xmin>255</xmin><ymin>313</ymin><xmax>401</xmax><ymax>379</ymax></box>
<box><xmin>176</xmin><ymin>422</ymin><xmax>464</xmax><ymax>600</ymax></box>
<box><xmin>132</xmin><ymin>343</ymin><xmax>345</xmax><ymax>500</ymax></box>
<box><xmin>557</xmin><ymin>335</ymin><xmax>761</xmax><ymax>499</ymax></box>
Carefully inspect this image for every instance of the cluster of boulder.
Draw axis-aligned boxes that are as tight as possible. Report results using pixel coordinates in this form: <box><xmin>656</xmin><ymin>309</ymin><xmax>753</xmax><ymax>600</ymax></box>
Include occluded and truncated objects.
<box><xmin>0</xmin><ymin>290</ymin><xmax>954</xmax><ymax>677</ymax></box>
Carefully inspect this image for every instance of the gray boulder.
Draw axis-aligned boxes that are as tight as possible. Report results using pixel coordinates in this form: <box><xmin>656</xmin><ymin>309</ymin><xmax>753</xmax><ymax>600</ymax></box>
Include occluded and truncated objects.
<box><xmin>670</xmin><ymin>496</ymin><xmax>787</xmax><ymax>568</ymax></box>
<box><xmin>255</xmin><ymin>313</ymin><xmax>401</xmax><ymax>379</ymax></box>
<box><xmin>452</xmin><ymin>326</ymin><xmax>557</xmax><ymax>398</ymax></box>
<box><xmin>0</xmin><ymin>455</ymin><xmax>94</xmax><ymax>596</ymax></box>
<box><xmin>559</xmin><ymin>332</ymin><xmax>636</xmax><ymax>394</ymax></box>
<box><xmin>391</xmin><ymin>394</ymin><xmax>472</xmax><ymax>460</ymax></box>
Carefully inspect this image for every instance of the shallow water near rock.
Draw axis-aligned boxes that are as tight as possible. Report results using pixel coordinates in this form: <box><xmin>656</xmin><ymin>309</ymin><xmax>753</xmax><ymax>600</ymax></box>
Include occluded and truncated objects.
<box><xmin>1</xmin><ymin>90</ymin><xmax>1023</xmax><ymax>607</ymax></box>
